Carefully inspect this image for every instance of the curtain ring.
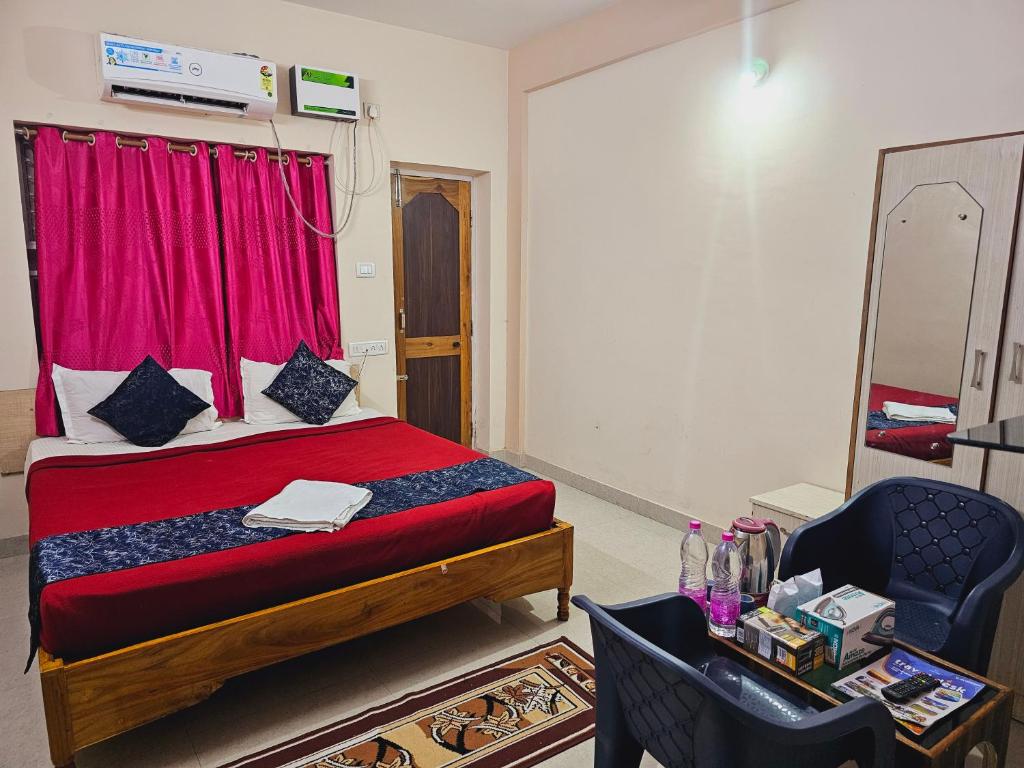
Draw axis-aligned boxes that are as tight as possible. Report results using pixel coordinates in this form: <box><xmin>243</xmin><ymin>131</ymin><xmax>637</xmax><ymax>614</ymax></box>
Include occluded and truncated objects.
<box><xmin>247</xmin><ymin>150</ymin><xmax>257</xmax><ymax>162</ymax></box>
<box><xmin>115</xmin><ymin>136</ymin><xmax>122</xmax><ymax>149</ymax></box>
<box><xmin>282</xmin><ymin>154</ymin><xmax>290</xmax><ymax>166</ymax></box>
<box><xmin>141</xmin><ymin>138</ymin><xmax>149</xmax><ymax>152</ymax></box>
<box><xmin>211</xmin><ymin>147</ymin><xmax>219</xmax><ymax>159</ymax></box>
<box><xmin>87</xmin><ymin>133</ymin><xmax>96</xmax><ymax>146</ymax></box>
<box><xmin>189</xmin><ymin>144</ymin><xmax>197</xmax><ymax>157</ymax></box>
<box><xmin>61</xmin><ymin>130</ymin><xmax>68</xmax><ymax>143</ymax></box>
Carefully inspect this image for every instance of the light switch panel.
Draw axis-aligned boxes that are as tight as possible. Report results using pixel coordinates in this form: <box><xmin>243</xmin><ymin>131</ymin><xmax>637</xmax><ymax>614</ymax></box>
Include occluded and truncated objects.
<box><xmin>349</xmin><ymin>340</ymin><xmax>388</xmax><ymax>356</ymax></box>
<box><xmin>356</xmin><ymin>262</ymin><xmax>376</xmax><ymax>278</ymax></box>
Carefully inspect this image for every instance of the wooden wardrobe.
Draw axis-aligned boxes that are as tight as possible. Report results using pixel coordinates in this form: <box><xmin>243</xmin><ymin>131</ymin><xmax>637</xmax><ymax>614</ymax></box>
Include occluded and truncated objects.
<box><xmin>848</xmin><ymin>131</ymin><xmax>1024</xmax><ymax>719</ymax></box>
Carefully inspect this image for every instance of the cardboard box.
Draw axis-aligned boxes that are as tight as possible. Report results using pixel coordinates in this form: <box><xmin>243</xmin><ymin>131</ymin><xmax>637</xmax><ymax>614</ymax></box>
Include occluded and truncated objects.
<box><xmin>796</xmin><ymin>585</ymin><xmax>895</xmax><ymax>669</ymax></box>
<box><xmin>736</xmin><ymin>606</ymin><xmax>825</xmax><ymax>675</ymax></box>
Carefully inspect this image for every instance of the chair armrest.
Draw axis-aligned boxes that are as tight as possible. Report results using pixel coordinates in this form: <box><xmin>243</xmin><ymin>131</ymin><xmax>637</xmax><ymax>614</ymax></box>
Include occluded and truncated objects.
<box><xmin>574</xmin><ymin>592</ymin><xmax>714</xmax><ymax>665</ymax></box>
<box><xmin>757</xmin><ymin>697</ymin><xmax>896</xmax><ymax>768</ymax></box>
<box><xmin>779</xmin><ymin>483</ymin><xmax>894</xmax><ymax>595</ymax></box>
<box><xmin>779</xmin><ymin>504</ymin><xmax>861</xmax><ymax>585</ymax></box>
<box><xmin>956</xmin><ymin>552</ymin><xmax>1024</xmax><ymax>628</ymax></box>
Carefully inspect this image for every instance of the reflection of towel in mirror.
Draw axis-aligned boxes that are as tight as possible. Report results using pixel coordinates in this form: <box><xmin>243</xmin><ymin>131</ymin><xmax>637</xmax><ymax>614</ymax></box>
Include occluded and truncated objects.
<box><xmin>882</xmin><ymin>401</ymin><xmax>957</xmax><ymax>424</ymax></box>
<box><xmin>242</xmin><ymin>480</ymin><xmax>372</xmax><ymax>532</ymax></box>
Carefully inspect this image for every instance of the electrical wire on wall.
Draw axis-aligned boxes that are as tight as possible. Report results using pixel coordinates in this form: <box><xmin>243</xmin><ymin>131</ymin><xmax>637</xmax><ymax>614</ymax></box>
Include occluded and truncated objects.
<box><xmin>269</xmin><ymin>111</ymin><xmax>384</xmax><ymax>240</ymax></box>
<box><xmin>329</xmin><ymin>117</ymin><xmax>387</xmax><ymax>198</ymax></box>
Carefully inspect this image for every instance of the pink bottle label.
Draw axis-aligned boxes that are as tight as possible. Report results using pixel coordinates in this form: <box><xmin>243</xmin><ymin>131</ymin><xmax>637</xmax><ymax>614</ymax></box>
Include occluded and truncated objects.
<box><xmin>710</xmin><ymin>594</ymin><xmax>740</xmax><ymax>626</ymax></box>
<box><xmin>680</xmin><ymin>587</ymin><xmax>707</xmax><ymax>613</ymax></box>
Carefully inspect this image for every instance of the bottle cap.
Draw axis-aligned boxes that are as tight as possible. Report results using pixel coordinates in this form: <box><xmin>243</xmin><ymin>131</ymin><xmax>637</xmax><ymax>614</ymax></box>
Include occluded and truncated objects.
<box><xmin>689</xmin><ymin>520</ymin><xmax>701</xmax><ymax>530</ymax></box>
<box><xmin>721</xmin><ymin>531</ymin><xmax>735</xmax><ymax>542</ymax></box>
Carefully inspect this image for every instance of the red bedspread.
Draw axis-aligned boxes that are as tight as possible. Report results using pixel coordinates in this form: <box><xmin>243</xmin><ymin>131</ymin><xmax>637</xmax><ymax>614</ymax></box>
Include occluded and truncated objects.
<box><xmin>865</xmin><ymin>383</ymin><xmax>957</xmax><ymax>461</ymax></box>
<box><xmin>28</xmin><ymin>417</ymin><xmax>555</xmax><ymax>660</ymax></box>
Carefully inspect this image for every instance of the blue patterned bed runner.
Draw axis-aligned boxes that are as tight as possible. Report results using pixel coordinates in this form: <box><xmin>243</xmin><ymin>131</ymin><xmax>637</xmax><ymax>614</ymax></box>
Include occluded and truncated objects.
<box><xmin>866</xmin><ymin>404</ymin><xmax>958</xmax><ymax>431</ymax></box>
<box><xmin>27</xmin><ymin>457</ymin><xmax>538</xmax><ymax>670</ymax></box>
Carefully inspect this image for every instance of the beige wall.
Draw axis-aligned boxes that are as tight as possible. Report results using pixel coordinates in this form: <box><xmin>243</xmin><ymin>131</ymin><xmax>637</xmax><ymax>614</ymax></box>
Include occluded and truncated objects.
<box><xmin>522</xmin><ymin>0</ymin><xmax>1024</xmax><ymax>529</ymax></box>
<box><xmin>504</xmin><ymin>0</ymin><xmax>797</xmax><ymax>454</ymax></box>
<box><xmin>0</xmin><ymin>0</ymin><xmax>509</xmax><ymax>539</ymax></box>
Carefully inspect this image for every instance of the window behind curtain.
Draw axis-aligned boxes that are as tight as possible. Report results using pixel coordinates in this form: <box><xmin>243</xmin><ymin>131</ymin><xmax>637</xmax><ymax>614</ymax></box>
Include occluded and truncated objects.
<box><xmin>13</xmin><ymin>124</ymin><xmax>342</xmax><ymax>433</ymax></box>
<box><xmin>14</xmin><ymin>130</ymin><xmax>41</xmax><ymax>357</ymax></box>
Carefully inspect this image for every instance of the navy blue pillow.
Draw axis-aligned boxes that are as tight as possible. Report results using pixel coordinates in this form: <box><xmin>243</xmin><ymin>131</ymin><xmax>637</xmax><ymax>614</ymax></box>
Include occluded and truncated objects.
<box><xmin>88</xmin><ymin>356</ymin><xmax>211</xmax><ymax>447</ymax></box>
<box><xmin>262</xmin><ymin>341</ymin><xmax>356</xmax><ymax>425</ymax></box>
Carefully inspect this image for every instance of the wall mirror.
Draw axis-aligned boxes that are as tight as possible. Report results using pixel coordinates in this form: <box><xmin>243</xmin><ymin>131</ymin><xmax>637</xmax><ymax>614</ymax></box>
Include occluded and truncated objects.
<box><xmin>864</xmin><ymin>182</ymin><xmax>982</xmax><ymax>465</ymax></box>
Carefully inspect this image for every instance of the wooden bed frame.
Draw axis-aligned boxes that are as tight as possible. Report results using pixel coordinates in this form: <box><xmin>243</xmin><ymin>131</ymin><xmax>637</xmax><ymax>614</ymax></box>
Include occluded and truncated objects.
<box><xmin>37</xmin><ymin>519</ymin><xmax>574</xmax><ymax>767</ymax></box>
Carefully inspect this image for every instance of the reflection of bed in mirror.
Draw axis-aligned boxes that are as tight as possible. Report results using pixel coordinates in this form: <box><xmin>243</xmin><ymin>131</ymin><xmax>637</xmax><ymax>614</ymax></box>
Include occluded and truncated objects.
<box><xmin>864</xmin><ymin>382</ymin><xmax>958</xmax><ymax>463</ymax></box>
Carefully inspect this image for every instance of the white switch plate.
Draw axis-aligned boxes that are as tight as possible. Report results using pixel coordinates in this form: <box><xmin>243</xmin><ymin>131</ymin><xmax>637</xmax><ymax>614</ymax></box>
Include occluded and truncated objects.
<box><xmin>356</xmin><ymin>262</ymin><xmax>375</xmax><ymax>278</ymax></box>
<box><xmin>349</xmin><ymin>340</ymin><xmax>388</xmax><ymax>356</ymax></box>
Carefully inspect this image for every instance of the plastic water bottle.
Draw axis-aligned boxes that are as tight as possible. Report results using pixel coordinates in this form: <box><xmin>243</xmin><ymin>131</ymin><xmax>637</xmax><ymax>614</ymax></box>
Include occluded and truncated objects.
<box><xmin>678</xmin><ymin>520</ymin><xmax>708</xmax><ymax>612</ymax></box>
<box><xmin>709</xmin><ymin>531</ymin><xmax>742</xmax><ymax>637</ymax></box>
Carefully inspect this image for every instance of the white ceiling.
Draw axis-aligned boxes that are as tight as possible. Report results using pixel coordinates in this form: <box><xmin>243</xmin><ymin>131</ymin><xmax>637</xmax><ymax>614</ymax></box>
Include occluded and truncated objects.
<box><xmin>286</xmin><ymin>0</ymin><xmax>618</xmax><ymax>49</ymax></box>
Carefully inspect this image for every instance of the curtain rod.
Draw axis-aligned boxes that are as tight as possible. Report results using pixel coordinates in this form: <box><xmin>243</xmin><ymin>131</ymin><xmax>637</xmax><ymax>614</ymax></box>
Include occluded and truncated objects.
<box><xmin>13</xmin><ymin>125</ymin><xmax>314</xmax><ymax>166</ymax></box>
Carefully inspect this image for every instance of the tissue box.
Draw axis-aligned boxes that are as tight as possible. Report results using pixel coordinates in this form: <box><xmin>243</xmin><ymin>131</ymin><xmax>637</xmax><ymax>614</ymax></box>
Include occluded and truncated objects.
<box><xmin>736</xmin><ymin>606</ymin><xmax>825</xmax><ymax>675</ymax></box>
<box><xmin>796</xmin><ymin>585</ymin><xmax>895</xmax><ymax>669</ymax></box>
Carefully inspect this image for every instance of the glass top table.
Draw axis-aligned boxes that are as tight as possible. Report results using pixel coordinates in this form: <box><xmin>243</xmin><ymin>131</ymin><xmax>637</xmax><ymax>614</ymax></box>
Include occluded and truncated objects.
<box><xmin>948</xmin><ymin>414</ymin><xmax>1024</xmax><ymax>453</ymax></box>
<box><xmin>710</xmin><ymin>634</ymin><xmax>1013</xmax><ymax>766</ymax></box>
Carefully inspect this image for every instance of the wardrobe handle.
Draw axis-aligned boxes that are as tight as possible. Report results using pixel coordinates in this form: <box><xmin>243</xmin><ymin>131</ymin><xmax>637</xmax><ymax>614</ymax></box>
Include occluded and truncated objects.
<box><xmin>1010</xmin><ymin>342</ymin><xmax>1024</xmax><ymax>384</ymax></box>
<box><xmin>399</xmin><ymin>307</ymin><xmax>406</xmax><ymax>333</ymax></box>
<box><xmin>971</xmin><ymin>349</ymin><xmax>986</xmax><ymax>390</ymax></box>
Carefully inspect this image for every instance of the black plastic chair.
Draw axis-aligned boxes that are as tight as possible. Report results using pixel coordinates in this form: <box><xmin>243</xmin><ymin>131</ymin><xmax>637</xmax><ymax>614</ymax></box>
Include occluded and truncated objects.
<box><xmin>779</xmin><ymin>477</ymin><xmax>1024</xmax><ymax>674</ymax></box>
<box><xmin>573</xmin><ymin>592</ymin><xmax>895</xmax><ymax>768</ymax></box>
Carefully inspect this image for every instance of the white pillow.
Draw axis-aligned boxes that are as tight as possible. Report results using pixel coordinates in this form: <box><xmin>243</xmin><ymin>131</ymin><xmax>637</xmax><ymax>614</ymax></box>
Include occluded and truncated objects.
<box><xmin>240</xmin><ymin>357</ymin><xmax>361</xmax><ymax>425</ymax></box>
<box><xmin>51</xmin><ymin>364</ymin><xmax>220</xmax><ymax>444</ymax></box>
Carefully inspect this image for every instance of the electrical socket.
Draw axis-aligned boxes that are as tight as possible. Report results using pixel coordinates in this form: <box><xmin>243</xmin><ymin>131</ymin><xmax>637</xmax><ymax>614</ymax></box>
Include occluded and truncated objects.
<box><xmin>349</xmin><ymin>340</ymin><xmax>388</xmax><ymax>356</ymax></box>
<box><xmin>364</xmin><ymin>102</ymin><xmax>381</xmax><ymax>120</ymax></box>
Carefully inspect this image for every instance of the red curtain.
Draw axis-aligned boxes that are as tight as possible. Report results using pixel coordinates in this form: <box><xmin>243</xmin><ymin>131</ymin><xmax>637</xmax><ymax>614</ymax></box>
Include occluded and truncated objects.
<box><xmin>215</xmin><ymin>146</ymin><xmax>342</xmax><ymax>416</ymax></box>
<box><xmin>33</xmin><ymin>128</ymin><xmax>229</xmax><ymax>435</ymax></box>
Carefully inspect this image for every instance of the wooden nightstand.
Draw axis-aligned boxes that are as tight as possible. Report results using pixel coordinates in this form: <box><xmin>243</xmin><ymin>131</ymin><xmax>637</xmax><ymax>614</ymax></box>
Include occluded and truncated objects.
<box><xmin>749</xmin><ymin>482</ymin><xmax>844</xmax><ymax>538</ymax></box>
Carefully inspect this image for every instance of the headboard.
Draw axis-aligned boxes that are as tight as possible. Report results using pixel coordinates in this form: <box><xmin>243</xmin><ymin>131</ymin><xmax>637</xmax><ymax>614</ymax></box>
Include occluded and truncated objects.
<box><xmin>0</xmin><ymin>389</ymin><xmax>35</xmax><ymax>475</ymax></box>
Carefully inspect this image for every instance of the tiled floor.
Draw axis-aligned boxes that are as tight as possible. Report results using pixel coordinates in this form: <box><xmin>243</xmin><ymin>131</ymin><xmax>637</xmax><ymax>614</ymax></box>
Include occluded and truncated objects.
<box><xmin>0</xmin><ymin>480</ymin><xmax>1021</xmax><ymax>767</ymax></box>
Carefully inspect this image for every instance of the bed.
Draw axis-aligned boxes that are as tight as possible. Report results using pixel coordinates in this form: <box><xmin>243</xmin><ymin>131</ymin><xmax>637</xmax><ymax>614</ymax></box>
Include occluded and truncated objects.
<box><xmin>26</xmin><ymin>410</ymin><xmax>571</xmax><ymax>767</ymax></box>
<box><xmin>864</xmin><ymin>382</ymin><xmax>959</xmax><ymax>462</ymax></box>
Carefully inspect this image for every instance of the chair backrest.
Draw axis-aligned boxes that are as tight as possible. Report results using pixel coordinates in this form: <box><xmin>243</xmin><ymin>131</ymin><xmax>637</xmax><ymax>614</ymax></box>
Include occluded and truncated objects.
<box><xmin>867</xmin><ymin>478</ymin><xmax>1020</xmax><ymax>604</ymax></box>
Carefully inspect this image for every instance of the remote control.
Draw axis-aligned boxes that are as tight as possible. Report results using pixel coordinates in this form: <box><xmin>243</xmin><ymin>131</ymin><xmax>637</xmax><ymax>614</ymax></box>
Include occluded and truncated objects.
<box><xmin>881</xmin><ymin>673</ymin><xmax>941</xmax><ymax>704</ymax></box>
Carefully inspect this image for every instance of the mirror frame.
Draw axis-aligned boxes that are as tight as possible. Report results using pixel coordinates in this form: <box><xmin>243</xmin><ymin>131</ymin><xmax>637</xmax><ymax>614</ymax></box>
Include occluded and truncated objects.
<box><xmin>845</xmin><ymin>130</ymin><xmax>1024</xmax><ymax>498</ymax></box>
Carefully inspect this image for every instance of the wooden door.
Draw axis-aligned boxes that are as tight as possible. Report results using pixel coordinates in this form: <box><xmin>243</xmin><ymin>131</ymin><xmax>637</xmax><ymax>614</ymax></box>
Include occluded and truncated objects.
<box><xmin>391</xmin><ymin>173</ymin><xmax>472</xmax><ymax>446</ymax></box>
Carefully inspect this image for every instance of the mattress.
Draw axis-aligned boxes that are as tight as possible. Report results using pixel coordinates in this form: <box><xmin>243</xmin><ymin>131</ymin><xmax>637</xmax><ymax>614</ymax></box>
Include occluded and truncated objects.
<box><xmin>28</xmin><ymin>417</ymin><xmax>556</xmax><ymax>660</ymax></box>
<box><xmin>865</xmin><ymin>383</ymin><xmax>958</xmax><ymax>461</ymax></box>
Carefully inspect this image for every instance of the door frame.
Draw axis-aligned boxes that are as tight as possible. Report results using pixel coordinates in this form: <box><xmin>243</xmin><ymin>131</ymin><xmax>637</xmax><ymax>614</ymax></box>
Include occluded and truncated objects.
<box><xmin>391</xmin><ymin>170</ymin><xmax>473</xmax><ymax>447</ymax></box>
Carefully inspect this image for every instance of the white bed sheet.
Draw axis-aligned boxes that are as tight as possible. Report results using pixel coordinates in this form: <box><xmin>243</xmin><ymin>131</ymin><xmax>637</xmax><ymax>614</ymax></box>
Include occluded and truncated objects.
<box><xmin>24</xmin><ymin>408</ymin><xmax>386</xmax><ymax>472</ymax></box>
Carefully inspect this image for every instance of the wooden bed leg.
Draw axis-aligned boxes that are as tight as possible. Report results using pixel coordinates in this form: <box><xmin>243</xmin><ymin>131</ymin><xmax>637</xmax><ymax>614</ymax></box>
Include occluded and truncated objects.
<box><xmin>557</xmin><ymin>521</ymin><xmax>573</xmax><ymax>621</ymax></box>
<box><xmin>557</xmin><ymin>587</ymin><xmax>570</xmax><ymax>621</ymax></box>
<box><xmin>38</xmin><ymin>650</ymin><xmax>76</xmax><ymax>768</ymax></box>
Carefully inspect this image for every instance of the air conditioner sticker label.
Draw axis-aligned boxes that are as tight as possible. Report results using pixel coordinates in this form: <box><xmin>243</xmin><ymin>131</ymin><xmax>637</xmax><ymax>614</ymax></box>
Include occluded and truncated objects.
<box><xmin>259</xmin><ymin>65</ymin><xmax>274</xmax><ymax>98</ymax></box>
<box><xmin>104</xmin><ymin>40</ymin><xmax>182</xmax><ymax>74</ymax></box>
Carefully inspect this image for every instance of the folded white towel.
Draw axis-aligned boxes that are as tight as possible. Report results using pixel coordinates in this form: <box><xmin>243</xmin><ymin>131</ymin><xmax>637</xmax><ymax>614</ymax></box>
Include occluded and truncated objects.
<box><xmin>882</xmin><ymin>401</ymin><xmax>957</xmax><ymax>425</ymax></box>
<box><xmin>242</xmin><ymin>480</ymin><xmax>372</xmax><ymax>532</ymax></box>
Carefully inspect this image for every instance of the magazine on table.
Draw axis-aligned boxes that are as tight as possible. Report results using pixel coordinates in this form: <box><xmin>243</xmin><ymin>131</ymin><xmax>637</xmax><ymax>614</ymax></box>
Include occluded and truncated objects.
<box><xmin>831</xmin><ymin>648</ymin><xmax>984</xmax><ymax>735</ymax></box>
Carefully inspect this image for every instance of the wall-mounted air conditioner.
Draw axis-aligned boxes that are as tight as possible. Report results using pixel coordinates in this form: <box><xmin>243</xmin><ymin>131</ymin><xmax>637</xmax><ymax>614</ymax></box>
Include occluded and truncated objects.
<box><xmin>99</xmin><ymin>33</ymin><xmax>277</xmax><ymax>120</ymax></box>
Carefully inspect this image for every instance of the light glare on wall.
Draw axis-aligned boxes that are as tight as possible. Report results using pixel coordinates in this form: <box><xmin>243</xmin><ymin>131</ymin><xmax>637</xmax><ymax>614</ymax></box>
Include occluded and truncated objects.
<box><xmin>740</xmin><ymin>58</ymin><xmax>770</xmax><ymax>89</ymax></box>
